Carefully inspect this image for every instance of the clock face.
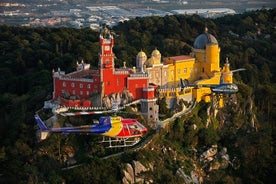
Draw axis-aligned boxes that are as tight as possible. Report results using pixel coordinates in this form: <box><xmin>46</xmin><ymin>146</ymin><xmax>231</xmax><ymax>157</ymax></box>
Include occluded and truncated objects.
<box><xmin>104</xmin><ymin>46</ymin><xmax>110</xmax><ymax>51</ymax></box>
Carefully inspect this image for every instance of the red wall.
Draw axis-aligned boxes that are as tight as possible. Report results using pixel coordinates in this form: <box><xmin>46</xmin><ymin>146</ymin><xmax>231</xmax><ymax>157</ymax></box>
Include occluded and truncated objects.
<box><xmin>61</xmin><ymin>98</ymin><xmax>91</xmax><ymax>107</ymax></box>
<box><xmin>102</xmin><ymin>69</ymin><xmax>129</xmax><ymax>96</ymax></box>
<box><xmin>53</xmin><ymin>76</ymin><xmax>100</xmax><ymax>100</ymax></box>
<box><xmin>143</xmin><ymin>88</ymin><xmax>155</xmax><ymax>99</ymax></box>
<box><xmin>128</xmin><ymin>78</ymin><xmax>148</xmax><ymax>100</ymax></box>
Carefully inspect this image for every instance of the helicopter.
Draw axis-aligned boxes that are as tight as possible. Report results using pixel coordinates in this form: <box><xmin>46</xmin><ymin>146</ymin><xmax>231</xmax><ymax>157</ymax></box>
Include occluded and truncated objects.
<box><xmin>180</xmin><ymin>68</ymin><xmax>246</xmax><ymax>94</ymax></box>
<box><xmin>35</xmin><ymin>111</ymin><xmax>148</xmax><ymax>148</ymax></box>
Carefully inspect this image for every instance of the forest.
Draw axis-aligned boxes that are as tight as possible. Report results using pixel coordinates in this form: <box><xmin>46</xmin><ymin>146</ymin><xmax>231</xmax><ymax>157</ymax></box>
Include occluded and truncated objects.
<box><xmin>0</xmin><ymin>8</ymin><xmax>275</xmax><ymax>183</ymax></box>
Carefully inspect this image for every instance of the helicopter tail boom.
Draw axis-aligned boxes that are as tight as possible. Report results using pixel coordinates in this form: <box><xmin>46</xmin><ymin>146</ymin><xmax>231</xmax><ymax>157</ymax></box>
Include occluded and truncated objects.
<box><xmin>34</xmin><ymin>114</ymin><xmax>50</xmax><ymax>140</ymax></box>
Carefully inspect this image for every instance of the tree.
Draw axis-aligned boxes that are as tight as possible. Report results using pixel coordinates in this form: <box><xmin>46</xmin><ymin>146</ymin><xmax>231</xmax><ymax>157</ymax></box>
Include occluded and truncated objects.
<box><xmin>198</xmin><ymin>127</ymin><xmax>220</xmax><ymax>147</ymax></box>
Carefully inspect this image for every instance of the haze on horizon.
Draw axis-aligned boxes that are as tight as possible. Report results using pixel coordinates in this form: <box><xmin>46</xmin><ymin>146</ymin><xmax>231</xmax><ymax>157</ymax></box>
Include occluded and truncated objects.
<box><xmin>1</xmin><ymin>0</ymin><xmax>275</xmax><ymax>27</ymax></box>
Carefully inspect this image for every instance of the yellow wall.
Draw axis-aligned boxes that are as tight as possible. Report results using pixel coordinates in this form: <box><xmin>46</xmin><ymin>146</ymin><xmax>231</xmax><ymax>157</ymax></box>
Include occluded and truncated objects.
<box><xmin>167</xmin><ymin>63</ymin><xmax>175</xmax><ymax>88</ymax></box>
<box><xmin>206</xmin><ymin>44</ymin><xmax>220</xmax><ymax>72</ymax></box>
<box><xmin>174</xmin><ymin>59</ymin><xmax>195</xmax><ymax>85</ymax></box>
<box><xmin>165</xmin><ymin>57</ymin><xmax>196</xmax><ymax>88</ymax></box>
<box><xmin>196</xmin><ymin>71</ymin><xmax>221</xmax><ymax>85</ymax></box>
<box><xmin>192</xmin><ymin>87</ymin><xmax>212</xmax><ymax>102</ymax></box>
<box><xmin>193</xmin><ymin>43</ymin><xmax>220</xmax><ymax>79</ymax></box>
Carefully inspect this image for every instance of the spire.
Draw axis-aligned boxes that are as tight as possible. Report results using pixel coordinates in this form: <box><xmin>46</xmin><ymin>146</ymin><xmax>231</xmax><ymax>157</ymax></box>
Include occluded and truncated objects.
<box><xmin>225</xmin><ymin>57</ymin><xmax>229</xmax><ymax>64</ymax></box>
<box><xmin>204</xmin><ymin>23</ymin><xmax>208</xmax><ymax>33</ymax></box>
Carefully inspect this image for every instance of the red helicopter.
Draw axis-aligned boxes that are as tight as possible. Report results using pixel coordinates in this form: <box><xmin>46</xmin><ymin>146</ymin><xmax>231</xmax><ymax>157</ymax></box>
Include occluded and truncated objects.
<box><xmin>35</xmin><ymin>106</ymin><xmax>148</xmax><ymax>148</ymax></box>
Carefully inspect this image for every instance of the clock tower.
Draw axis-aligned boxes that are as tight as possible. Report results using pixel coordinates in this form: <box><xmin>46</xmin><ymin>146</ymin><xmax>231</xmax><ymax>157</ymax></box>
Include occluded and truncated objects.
<box><xmin>99</xmin><ymin>32</ymin><xmax>115</xmax><ymax>69</ymax></box>
<box><xmin>98</xmin><ymin>30</ymin><xmax>117</xmax><ymax>103</ymax></box>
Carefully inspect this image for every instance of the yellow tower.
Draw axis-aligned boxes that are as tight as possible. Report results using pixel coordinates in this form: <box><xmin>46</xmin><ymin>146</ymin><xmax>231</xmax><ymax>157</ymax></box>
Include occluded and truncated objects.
<box><xmin>222</xmin><ymin>58</ymin><xmax>232</xmax><ymax>83</ymax></box>
<box><xmin>191</xmin><ymin>27</ymin><xmax>222</xmax><ymax>102</ymax></box>
<box><xmin>193</xmin><ymin>27</ymin><xmax>220</xmax><ymax>78</ymax></box>
<box><xmin>206</xmin><ymin>43</ymin><xmax>220</xmax><ymax>72</ymax></box>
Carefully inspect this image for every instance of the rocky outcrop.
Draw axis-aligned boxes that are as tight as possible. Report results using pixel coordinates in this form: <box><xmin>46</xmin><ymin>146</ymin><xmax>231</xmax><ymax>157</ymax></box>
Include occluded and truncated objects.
<box><xmin>122</xmin><ymin>160</ymin><xmax>150</xmax><ymax>184</ymax></box>
<box><xmin>176</xmin><ymin>168</ymin><xmax>202</xmax><ymax>184</ymax></box>
<box><xmin>101</xmin><ymin>89</ymin><xmax>134</xmax><ymax>108</ymax></box>
<box><xmin>243</xmin><ymin>96</ymin><xmax>258</xmax><ymax>130</ymax></box>
<box><xmin>199</xmin><ymin>145</ymin><xmax>231</xmax><ymax>172</ymax></box>
<box><xmin>122</xmin><ymin>163</ymin><xmax>135</xmax><ymax>184</ymax></box>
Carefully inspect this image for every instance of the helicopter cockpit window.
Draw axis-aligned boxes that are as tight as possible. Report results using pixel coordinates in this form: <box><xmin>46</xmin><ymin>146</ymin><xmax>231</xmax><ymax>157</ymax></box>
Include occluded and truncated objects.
<box><xmin>129</xmin><ymin>124</ymin><xmax>139</xmax><ymax>130</ymax></box>
<box><xmin>136</xmin><ymin>122</ymin><xmax>145</xmax><ymax>130</ymax></box>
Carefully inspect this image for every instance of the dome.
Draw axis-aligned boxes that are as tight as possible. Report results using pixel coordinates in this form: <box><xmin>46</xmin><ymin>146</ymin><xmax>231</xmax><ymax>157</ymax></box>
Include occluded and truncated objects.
<box><xmin>193</xmin><ymin>32</ymin><xmax>218</xmax><ymax>49</ymax></box>
<box><xmin>151</xmin><ymin>48</ymin><xmax>161</xmax><ymax>57</ymax></box>
<box><xmin>137</xmin><ymin>50</ymin><xmax>147</xmax><ymax>58</ymax></box>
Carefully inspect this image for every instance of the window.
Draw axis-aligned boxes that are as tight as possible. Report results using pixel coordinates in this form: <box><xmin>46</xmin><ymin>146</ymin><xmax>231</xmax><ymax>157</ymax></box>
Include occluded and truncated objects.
<box><xmin>106</xmin><ymin>60</ymin><xmax>109</xmax><ymax>64</ymax></box>
<box><xmin>149</xmin><ymin>107</ymin><xmax>153</xmax><ymax>111</ymax></box>
<box><xmin>184</xmin><ymin>68</ymin><xmax>187</xmax><ymax>74</ymax></box>
<box><xmin>71</xmin><ymin>83</ymin><xmax>75</xmax><ymax>87</ymax></box>
<box><xmin>87</xmin><ymin>84</ymin><xmax>91</xmax><ymax>89</ymax></box>
<box><xmin>104</xmin><ymin>46</ymin><xmax>110</xmax><ymax>50</ymax></box>
<box><xmin>202</xmin><ymin>68</ymin><xmax>204</xmax><ymax>73</ymax></box>
<box><xmin>80</xmin><ymin>91</ymin><xmax>83</xmax><ymax>95</ymax></box>
<box><xmin>177</xmin><ymin>69</ymin><xmax>180</xmax><ymax>74</ymax></box>
<box><xmin>86</xmin><ymin>91</ymin><xmax>89</xmax><ymax>96</ymax></box>
<box><xmin>63</xmin><ymin>82</ymin><xmax>66</xmax><ymax>87</ymax></box>
<box><xmin>80</xmin><ymin>83</ymin><xmax>83</xmax><ymax>88</ymax></box>
<box><xmin>72</xmin><ymin>90</ymin><xmax>75</xmax><ymax>95</ymax></box>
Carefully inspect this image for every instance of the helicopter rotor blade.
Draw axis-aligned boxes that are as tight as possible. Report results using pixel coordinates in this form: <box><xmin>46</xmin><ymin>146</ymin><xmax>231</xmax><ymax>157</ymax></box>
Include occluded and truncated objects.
<box><xmin>230</xmin><ymin>68</ymin><xmax>246</xmax><ymax>73</ymax></box>
<box><xmin>60</xmin><ymin>110</ymin><xmax>108</xmax><ymax>116</ymax></box>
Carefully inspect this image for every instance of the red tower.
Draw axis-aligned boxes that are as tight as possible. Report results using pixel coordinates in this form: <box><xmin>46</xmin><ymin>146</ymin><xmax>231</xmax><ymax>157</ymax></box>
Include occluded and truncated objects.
<box><xmin>98</xmin><ymin>32</ymin><xmax>130</xmax><ymax>97</ymax></box>
<box><xmin>99</xmin><ymin>33</ymin><xmax>115</xmax><ymax>69</ymax></box>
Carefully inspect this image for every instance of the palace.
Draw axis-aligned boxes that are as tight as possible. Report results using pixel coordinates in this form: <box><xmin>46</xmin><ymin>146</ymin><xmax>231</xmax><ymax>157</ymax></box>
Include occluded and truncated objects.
<box><xmin>50</xmin><ymin>28</ymin><xmax>233</xmax><ymax>123</ymax></box>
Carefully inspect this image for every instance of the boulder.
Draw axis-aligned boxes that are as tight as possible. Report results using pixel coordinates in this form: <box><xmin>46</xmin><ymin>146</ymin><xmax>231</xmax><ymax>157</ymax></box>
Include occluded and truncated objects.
<box><xmin>122</xmin><ymin>163</ymin><xmax>135</xmax><ymax>184</ymax></box>
<box><xmin>132</xmin><ymin>160</ymin><xmax>147</xmax><ymax>175</ymax></box>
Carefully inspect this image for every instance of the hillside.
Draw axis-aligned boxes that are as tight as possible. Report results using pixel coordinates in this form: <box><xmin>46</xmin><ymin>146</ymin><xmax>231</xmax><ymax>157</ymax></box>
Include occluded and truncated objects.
<box><xmin>0</xmin><ymin>8</ymin><xmax>275</xmax><ymax>183</ymax></box>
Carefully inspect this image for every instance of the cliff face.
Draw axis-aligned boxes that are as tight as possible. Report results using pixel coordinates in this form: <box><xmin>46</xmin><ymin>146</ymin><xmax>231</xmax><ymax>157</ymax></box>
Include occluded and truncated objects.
<box><xmin>122</xmin><ymin>161</ymin><xmax>151</xmax><ymax>184</ymax></box>
<box><xmin>120</xmin><ymin>93</ymin><xmax>262</xmax><ymax>183</ymax></box>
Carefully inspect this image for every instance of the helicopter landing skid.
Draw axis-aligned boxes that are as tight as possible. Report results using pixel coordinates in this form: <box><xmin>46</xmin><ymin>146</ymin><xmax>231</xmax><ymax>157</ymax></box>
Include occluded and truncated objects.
<box><xmin>101</xmin><ymin>137</ymin><xmax>140</xmax><ymax>148</ymax></box>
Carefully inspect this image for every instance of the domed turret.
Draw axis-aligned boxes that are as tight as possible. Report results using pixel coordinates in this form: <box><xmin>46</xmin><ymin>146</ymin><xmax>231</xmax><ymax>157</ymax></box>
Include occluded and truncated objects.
<box><xmin>151</xmin><ymin>48</ymin><xmax>161</xmax><ymax>64</ymax></box>
<box><xmin>193</xmin><ymin>28</ymin><xmax>218</xmax><ymax>49</ymax></box>
<box><xmin>151</xmin><ymin>48</ymin><xmax>161</xmax><ymax>58</ymax></box>
<box><xmin>136</xmin><ymin>50</ymin><xmax>147</xmax><ymax>72</ymax></box>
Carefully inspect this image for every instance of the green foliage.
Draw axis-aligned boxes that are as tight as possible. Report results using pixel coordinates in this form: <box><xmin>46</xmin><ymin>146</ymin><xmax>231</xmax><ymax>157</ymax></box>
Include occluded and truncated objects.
<box><xmin>198</xmin><ymin>127</ymin><xmax>220</xmax><ymax>147</ymax></box>
<box><xmin>157</xmin><ymin>97</ymin><xmax>173</xmax><ymax>119</ymax></box>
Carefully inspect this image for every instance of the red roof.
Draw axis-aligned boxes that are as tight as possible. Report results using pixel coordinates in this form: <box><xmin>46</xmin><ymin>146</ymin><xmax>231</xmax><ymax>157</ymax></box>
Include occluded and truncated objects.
<box><xmin>67</xmin><ymin>69</ymin><xmax>99</xmax><ymax>78</ymax></box>
<box><xmin>167</xmin><ymin>55</ymin><xmax>193</xmax><ymax>61</ymax></box>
